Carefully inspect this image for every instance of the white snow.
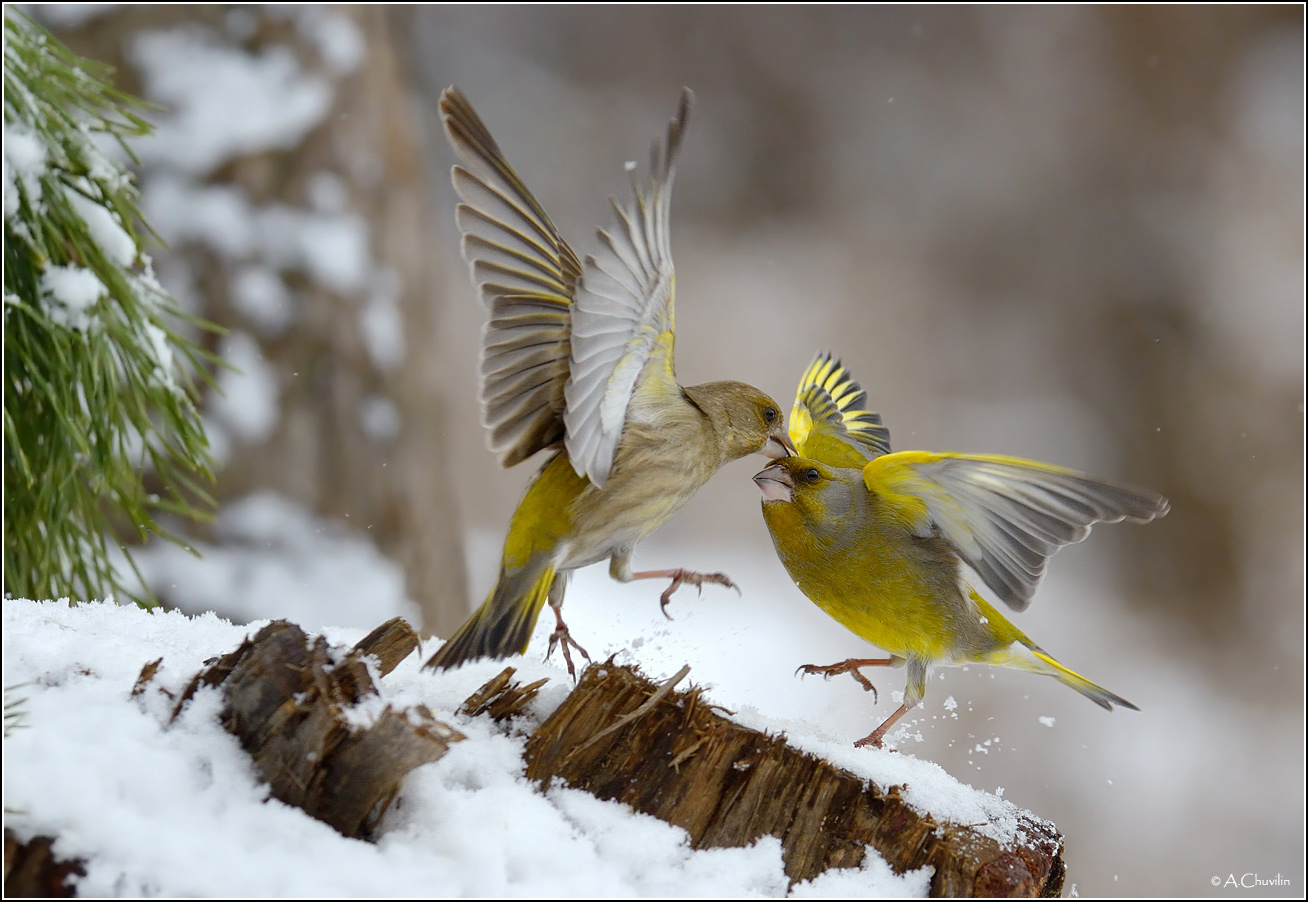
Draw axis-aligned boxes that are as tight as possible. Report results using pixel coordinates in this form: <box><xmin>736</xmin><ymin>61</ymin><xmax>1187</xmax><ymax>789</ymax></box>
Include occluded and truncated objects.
<box><xmin>64</xmin><ymin>182</ymin><xmax>136</xmax><ymax>266</ymax></box>
<box><xmin>130</xmin><ymin>28</ymin><xmax>333</xmax><ymax>176</ymax></box>
<box><xmin>360</xmin><ymin>274</ymin><xmax>405</xmax><ymax>370</ymax></box>
<box><xmin>2</xmin><ymin>156</ymin><xmax>17</xmax><ymax>220</ymax></box>
<box><xmin>2</xmin><ymin>119</ymin><xmax>47</xmax><ymax>219</ymax></box>
<box><xmin>117</xmin><ymin>491</ymin><xmax>421</xmax><ymax>632</ymax></box>
<box><xmin>306</xmin><ymin>169</ymin><xmax>349</xmax><ymax>214</ymax></box>
<box><xmin>2</xmin><ymin>597</ymin><xmax>988</xmax><ymax>897</ymax></box>
<box><xmin>360</xmin><ymin>394</ymin><xmax>401</xmax><ymax>441</ymax></box>
<box><xmin>39</xmin><ymin>264</ymin><xmax>105</xmax><ymax>330</ymax></box>
<box><xmin>141</xmin><ymin>321</ymin><xmax>177</xmax><ymax>391</ymax></box>
<box><xmin>141</xmin><ymin>175</ymin><xmax>256</xmax><ymax>259</ymax></box>
<box><xmin>142</xmin><ymin>178</ymin><xmax>373</xmax><ymax>298</ymax></box>
<box><xmin>295</xmin><ymin>8</ymin><xmax>365</xmax><ymax>77</ymax></box>
<box><xmin>200</xmin><ymin>416</ymin><xmax>232</xmax><ymax>466</ymax></box>
<box><xmin>76</xmin><ymin>122</ymin><xmax>129</xmax><ymax>189</ymax></box>
<box><xmin>31</xmin><ymin>5</ymin><xmax>120</xmax><ymax>29</ymax></box>
<box><xmin>209</xmin><ymin>331</ymin><xmax>279</xmax><ymax>444</ymax></box>
<box><xmin>259</xmin><ymin>205</ymin><xmax>370</xmax><ymax>295</ymax></box>
<box><xmin>230</xmin><ymin>265</ymin><xmax>296</xmax><ymax>337</ymax></box>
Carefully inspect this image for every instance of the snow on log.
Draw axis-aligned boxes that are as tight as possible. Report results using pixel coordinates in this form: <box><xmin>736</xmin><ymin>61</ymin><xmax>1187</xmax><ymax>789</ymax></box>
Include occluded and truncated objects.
<box><xmin>4</xmin><ymin>831</ymin><xmax>85</xmax><ymax>898</ymax></box>
<box><xmin>162</xmin><ymin>619</ymin><xmax>461</xmax><ymax>840</ymax></box>
<box><xmin>522</xmin><ymin>661</ymin><xmax>1066</xmax><ymax>897</ymax></box>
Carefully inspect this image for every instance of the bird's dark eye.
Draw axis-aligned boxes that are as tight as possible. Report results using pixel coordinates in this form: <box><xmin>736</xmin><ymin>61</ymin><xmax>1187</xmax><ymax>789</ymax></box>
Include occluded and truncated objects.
<box><xmin>763</xmin><ymin>406</ymin><xmax>777</xmax><ymax>424</ymax></box>
<box><xmin>804</xmin><ymin>468</ymin><xmax>820</xmax><ymax>483</ymax></box>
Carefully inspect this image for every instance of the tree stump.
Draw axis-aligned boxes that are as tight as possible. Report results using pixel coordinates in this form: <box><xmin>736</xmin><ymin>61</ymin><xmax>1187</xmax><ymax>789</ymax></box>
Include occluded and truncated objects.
<box><xmin>163</xmin><ymin>618</ymin><xmax>460</xmax><ymax>840</ymax></box>
<box><xmin>16</xmin><ymin>622</ymin><xmax>1065</xmax><ymax>897</ymax></box>
<box><xmin>3</xmin><ymin>830</ymin><xmax>85</xmax><ymax>898</ymax></box>
<box><xmin>524</xmin><ymin>662</ymin><xmax>1065</xmax><ymax>897</ymax></box>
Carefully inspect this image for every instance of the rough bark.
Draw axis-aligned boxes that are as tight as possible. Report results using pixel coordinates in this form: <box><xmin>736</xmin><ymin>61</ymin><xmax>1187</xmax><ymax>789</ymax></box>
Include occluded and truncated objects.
<box><xmin>459</xmin><ymin>665</ymin><xmax>550</xmax><ymax>721</ymax></box>
<box><xmin>525</xmin><ymin>662</ymin><xmax>1065</xmax><ymax>896</ymax></box>
<box><xmin>17</xmin><ymin>631</ymin><xmax>1063</xmax><ymax>897</ymax></box>
<box><xmin>3</xmin><ymin>831</ymin><xmax>84</xmax><ymax>899</ymax></box>
<box><xmin>47</xmin><ymin>6</ymin><xmax>469</xmax><ymax>638</ymax></box>
<box><xmin>353</xmin><ymin>615</ymin><xmax>422</xmax><ymax>676</ymax></box>
<box><xmin>164</xmin><ymin>619</ymin><xmax>462</xmax><ymax>840</ymax></box>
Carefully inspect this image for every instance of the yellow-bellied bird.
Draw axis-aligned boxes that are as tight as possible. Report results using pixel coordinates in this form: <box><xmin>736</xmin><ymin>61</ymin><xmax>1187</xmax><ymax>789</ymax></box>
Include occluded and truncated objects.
<box><xmin>426</xmin><ymin>88</ymin><xmax>794</xmax><ymax>675</ymax></box>
<box><xmin>754</xmin><ymin>352</ymin><xmax>1169</xmax><ymax>747</ymax></box>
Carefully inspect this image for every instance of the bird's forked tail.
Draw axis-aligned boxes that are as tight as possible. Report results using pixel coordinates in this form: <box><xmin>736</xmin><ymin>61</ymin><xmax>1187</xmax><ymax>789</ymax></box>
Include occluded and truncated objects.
<box><xmin>1025</xmin><ymin>645</ymin><xmax>1139</xmax><ymax>711</ymax></box>
<box><xmin>424</xmin><ymin>562</ymin><xmax>558</xmax><ymax>670</ymax></box>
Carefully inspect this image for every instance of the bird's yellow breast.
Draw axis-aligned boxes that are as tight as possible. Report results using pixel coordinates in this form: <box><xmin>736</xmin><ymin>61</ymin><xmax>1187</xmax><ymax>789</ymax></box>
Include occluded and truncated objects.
<box><xmin>762</xmin><ymin>493</ymin><xmax>968</xmax><ymax>660</ymax></box>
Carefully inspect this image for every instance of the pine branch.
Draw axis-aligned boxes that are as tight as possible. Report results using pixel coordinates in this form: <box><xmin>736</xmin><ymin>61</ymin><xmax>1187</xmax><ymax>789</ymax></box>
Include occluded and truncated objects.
<box><xmin>3</xmin><ymin>10</ymin><xmax>220</xmax><ymax>605</ymax></box>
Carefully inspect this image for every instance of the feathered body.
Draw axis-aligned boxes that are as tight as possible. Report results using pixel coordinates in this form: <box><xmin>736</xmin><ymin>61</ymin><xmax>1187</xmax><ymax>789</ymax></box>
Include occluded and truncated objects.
<box><xmin>756</xmin><ymin>353</ymin><xmax>1169</xmax><ymax>746</ymax></box>
<box><xmin>427</xmin><ymin>88</ymin><xmax>791</xmax><ymax>672</ymax></box>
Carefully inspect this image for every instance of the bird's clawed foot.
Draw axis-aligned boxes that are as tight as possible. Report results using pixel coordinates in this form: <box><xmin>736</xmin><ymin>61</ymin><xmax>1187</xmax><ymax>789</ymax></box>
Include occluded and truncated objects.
<box><xmin>853</xmin><ymin>731</ymin><xmax>888</xmax><ymax>750</ymax></box>
<box><xmin>851</xmin><ymin>702</ymin><xmax>912</xmax><ymax>750</ymax></box>
<box><xmin>795</xmin><ymin>657</ymin><xmax>895</xmax><ymax>704</ymax></box>
<box><xmin>545</xmin><ymin>608</ymin><xmax>591</xmax><ymax>681</ymax></box>
<box><xmin>657</xmin><ymin>569</ymin><xmax>739</xmax><ymax>619</ymax></box>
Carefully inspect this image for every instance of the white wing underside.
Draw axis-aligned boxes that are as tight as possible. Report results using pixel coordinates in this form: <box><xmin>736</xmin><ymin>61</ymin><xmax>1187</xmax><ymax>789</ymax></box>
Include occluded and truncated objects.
<box><xmin>563</xmin><ymin>90</ymin><xmax>693</xmax><ymax>487</ymax></box>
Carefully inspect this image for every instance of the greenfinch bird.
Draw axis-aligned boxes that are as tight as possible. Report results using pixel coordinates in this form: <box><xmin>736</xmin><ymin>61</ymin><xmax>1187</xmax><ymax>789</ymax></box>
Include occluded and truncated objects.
<box><xmin>426</xmin><ymin>87</ymin><xmax>793</xmax><ymax>675</ymax></box>
<box><xmin>754</xmin><ymin>352</ymin><xmax>1169</xmax><ymax>747</ymax></box>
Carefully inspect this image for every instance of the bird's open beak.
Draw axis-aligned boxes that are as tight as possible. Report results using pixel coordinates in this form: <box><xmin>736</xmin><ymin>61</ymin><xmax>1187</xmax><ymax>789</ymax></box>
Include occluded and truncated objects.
<box><xmin>763</xmin><ymin>433</ymin><xmax>797</xmax><ymax>460</ymax></box>
<box><xmin>753</xmin><ymin>462</ymin><xmax>794</xmax><ymax>503</ymax></box>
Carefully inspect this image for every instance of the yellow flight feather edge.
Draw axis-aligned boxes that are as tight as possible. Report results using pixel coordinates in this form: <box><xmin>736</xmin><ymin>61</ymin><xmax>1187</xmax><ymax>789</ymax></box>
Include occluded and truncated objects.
<box><xmin>789</xmin><ymin>351</ymin><xmax>892</xmax><ymax>468</ymax></box>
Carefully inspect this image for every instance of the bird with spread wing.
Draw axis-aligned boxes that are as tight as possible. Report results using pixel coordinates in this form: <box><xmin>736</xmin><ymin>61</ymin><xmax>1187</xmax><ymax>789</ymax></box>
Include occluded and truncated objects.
<box><xmin>425</xmin><ymin>88</ymin><xmax>793</xmax><ymax>675</ymax></box>
<box><xmin>754</xmin><ymin>352</ymin><xmax>1169</xmax><ymax>747</ymax></box>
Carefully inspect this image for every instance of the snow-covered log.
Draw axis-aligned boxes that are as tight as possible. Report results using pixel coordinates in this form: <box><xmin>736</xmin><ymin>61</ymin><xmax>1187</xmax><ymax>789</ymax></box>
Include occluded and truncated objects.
<box><xmin>524</xmin><ymin>663</ymin><xmax>1066</xmax><ymax>896</ymax></box>
<box><xmin>160</xmin><ymin>619</ymin><xmax>461</xmax><ymax>840</ymax></box>
<box><xmin>3</xmin><ymin>602</ymin><xmax>1068</xmax><ymax>897</ymax></box>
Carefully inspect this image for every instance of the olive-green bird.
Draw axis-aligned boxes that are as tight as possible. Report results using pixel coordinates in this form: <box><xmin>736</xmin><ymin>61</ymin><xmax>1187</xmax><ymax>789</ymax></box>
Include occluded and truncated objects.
<box><xmin>754</xmin><ymin>352</ymin><xmax>1169</xmax><ymax>747</ymax></box>
<box><xmin>425</xmin><ymin>87</ymin><xmax>794</xmax><ymax>674</ymax></box>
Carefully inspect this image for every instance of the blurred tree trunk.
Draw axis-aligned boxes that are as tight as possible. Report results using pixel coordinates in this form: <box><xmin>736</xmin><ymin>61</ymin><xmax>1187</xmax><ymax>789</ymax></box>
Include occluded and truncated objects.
<box><xmin>49</xmin><ymin>6</ymin><xmax>468</xmax><ymax>637</ymax></box>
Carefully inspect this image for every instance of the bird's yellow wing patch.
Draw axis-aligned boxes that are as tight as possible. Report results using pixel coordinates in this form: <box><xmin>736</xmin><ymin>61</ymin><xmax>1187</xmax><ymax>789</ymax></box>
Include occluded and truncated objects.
<box><xmin>789</xmin><ymin>351</ymin><xmax>891</xmax><ymax>467</ymax></box>
<box><xmin>864</xmin><ymin>451</ymin><xmax>1169</xmax><ymax>611</ymax></box>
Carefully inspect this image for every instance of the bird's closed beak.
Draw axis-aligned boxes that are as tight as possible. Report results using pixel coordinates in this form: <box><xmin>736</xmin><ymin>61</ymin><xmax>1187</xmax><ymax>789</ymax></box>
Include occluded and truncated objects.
<box><xmin>753</xmin><ymin>462</ymin><xmax>794</xmax><ymax>503</ymax></box>
<box><xmin>763</xmin><ymin>434</ymin><xmax>797</xmax><ymax>460</ymax></box>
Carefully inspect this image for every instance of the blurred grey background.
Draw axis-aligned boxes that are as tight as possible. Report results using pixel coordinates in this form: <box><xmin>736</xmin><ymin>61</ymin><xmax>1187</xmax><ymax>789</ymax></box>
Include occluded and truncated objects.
<box><xmin>45</xmin><ymin>5</ymin><xmax>1303</xmax><ymax>897</ymax></box>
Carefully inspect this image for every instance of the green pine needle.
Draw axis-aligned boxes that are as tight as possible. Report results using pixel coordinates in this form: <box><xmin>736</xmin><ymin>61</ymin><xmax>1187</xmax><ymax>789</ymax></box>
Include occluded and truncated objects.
<box><xmin>4</xmin><ymin>10</ymin><xmax>219</xmax><ymax>606</ymax></box>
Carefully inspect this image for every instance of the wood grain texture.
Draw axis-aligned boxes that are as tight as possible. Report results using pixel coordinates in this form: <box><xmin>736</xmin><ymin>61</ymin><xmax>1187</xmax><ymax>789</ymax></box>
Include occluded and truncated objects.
<box><xmin>167</xmin><ymin>620</ymin><xmax>461</xmax><ymax>840</ymax></box>
<box><xmin>525</xmin><ymin>662</ymin><xmax>1065</xmax><ymax>896</ymax></box>
<box><xmin>4</xmin><ymin>830</ymin><xmax>84</xmax><ymax>898</ymax></box>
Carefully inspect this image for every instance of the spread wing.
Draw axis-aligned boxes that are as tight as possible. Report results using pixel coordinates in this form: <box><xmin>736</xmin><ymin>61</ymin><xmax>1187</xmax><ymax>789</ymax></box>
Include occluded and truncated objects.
<box><xmin>440</xmin><ymin>87</ymin><xmax>583</xmax><ymax>467</ymax></box>
<box><xmin>789</xmin><ymin>351</ymin><xmax>891</xmax><ymax>467</ymax></box>
<box><xmin>864</xmin><ymin>451</ymin><xmax>1170</xmax><ymax>611</ymax></box>
<box><xmin>562</xmin><ymin>89</ymin><xmax>693</xmax><ymax>487</ymax></box>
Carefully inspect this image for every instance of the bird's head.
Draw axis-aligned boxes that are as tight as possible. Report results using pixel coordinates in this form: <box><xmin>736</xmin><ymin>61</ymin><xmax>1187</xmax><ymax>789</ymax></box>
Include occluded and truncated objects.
<box><xmin>685</xmin><ymin>381</ymin><xmax>796</xmax><ymax>462</ymax></box>
<box><xmin>753</xmin><ymin>456</ymin><xmax>860</xmax><ymax>524</ymax></box>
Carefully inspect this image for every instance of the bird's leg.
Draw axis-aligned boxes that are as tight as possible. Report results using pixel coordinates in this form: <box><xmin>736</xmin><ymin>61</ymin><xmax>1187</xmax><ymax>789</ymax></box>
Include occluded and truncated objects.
<box><xmin>544</xmin><ymin>574</ymin><xmax>590</xmax><ymax>680</ymax></box>
<box><xmin>796</xmin><ymin>657</ymin><xmax>896</xmax><ymax>703</ymax></box>
<box><xmin>609</xmin><ymin>551</ymin><xmax>738</xmax><ymax>620</ymax></box>
<box><xmin>633</xmin><ymin>569</ymin><xmax>739</xmax><ymax>619</ymax></box>
<box><xmin>854</xmin><ymin>703</ymin><xmax>914</xmax><ymax>749</ymax></box>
